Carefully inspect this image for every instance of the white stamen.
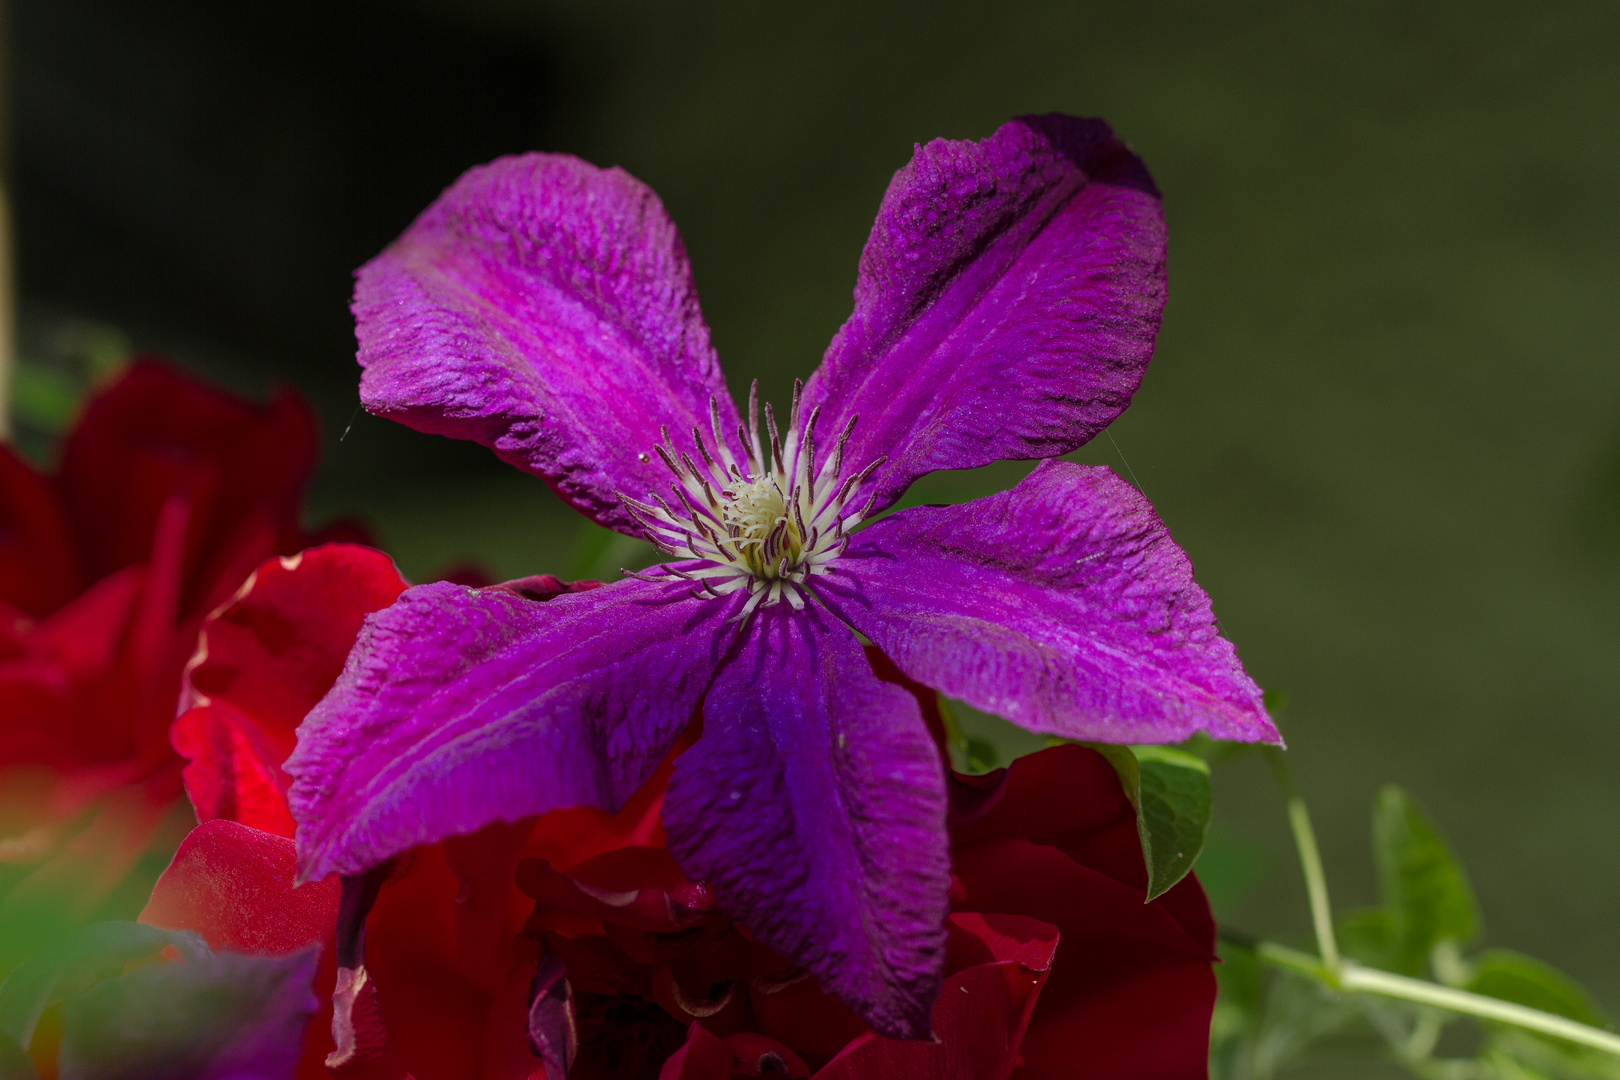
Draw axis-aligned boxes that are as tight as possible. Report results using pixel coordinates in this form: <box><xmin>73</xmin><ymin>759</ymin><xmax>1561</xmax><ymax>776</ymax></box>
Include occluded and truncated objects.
<box><xmin>616</xmin><ymin>381</ymin><xmax>880</xmax><ymax>617</ymax></box>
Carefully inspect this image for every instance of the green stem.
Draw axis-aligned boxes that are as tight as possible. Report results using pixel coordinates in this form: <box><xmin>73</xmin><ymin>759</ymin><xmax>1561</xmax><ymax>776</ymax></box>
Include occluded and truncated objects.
<box><xmin>1264</xmin><ymin>748</ymin><xmax>1341</xmax><ymax>980</ymax></box>
<box><xmin>1251</xmin><ymin>942</ymin><xmax>1620</xmax><ymax>1057</ymax></box>
<box><xmin>1255</xmin><ymin>749</ymin><xmax>1620</xmax><ymax>1059</ymax></box>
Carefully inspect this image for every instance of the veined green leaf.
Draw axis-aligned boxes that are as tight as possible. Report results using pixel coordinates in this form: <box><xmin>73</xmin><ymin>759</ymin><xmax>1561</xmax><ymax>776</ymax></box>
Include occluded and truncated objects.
<box><xmin>0</xmin><ymin>922</ymin><xmax>200</xmax><ymax>1049</ymax></box>
<box><xmin>1089</xmin><ymin>744</ymin><xmax>1212</xmax><ymax>901</ymax></box>
<box><xmin>1372</xmin><ymin>785</ymin><xmax>1479</xmax><ymax>976</ymax></box>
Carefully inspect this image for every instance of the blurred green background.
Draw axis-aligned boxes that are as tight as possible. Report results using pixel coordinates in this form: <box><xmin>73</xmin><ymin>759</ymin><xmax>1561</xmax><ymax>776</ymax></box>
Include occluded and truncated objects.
<box><xmin>12</xmin><ymin>0</ymin><xmax>1620</xmax><ymax>1023</ymax></box>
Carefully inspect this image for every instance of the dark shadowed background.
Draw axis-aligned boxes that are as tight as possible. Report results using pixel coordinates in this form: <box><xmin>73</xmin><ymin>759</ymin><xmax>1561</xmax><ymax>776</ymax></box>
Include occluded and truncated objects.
<box><xmin>12</xmin><ymin>0</ymin><xmax>1620</xmax><ymax>1022</ymax></box>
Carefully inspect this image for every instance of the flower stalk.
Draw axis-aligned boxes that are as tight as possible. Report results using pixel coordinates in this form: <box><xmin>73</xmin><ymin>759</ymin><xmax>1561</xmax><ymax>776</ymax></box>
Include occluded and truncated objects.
<box><xmin>1264</xmin><ymin>747</ymin><xmax>1341</xmax><ymax>980</ymax></box>
<box><xmin>1251</xmin><ymin>749</ymin><xmax>1620</xmax><ymax>1059</ymax></box>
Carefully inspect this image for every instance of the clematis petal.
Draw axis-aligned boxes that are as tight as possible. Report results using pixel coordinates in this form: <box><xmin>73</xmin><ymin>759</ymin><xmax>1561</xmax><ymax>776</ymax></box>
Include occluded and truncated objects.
<box><xmin>662</xmin><ymin>603</ymin><xmax>950</xmax><ymax>1041</ymax></box>
<box><xmin>287</xmin><ymin>577</ymin><xmax>729</xmax><ymax>881</ymax></box>
<box><xmin>818</xmin><ymin>460</ymin><xmax>1276</xmax><ymax>745</ymax></box>
<box><xmin>353</xmin><ymin>153</ymin><xmax>741</xmax><ymax>533</ymax></box>
<box><xmin>802</xmin><ymin>114</ymin><xmax>1166</xmax><ymax>514</ymax></box>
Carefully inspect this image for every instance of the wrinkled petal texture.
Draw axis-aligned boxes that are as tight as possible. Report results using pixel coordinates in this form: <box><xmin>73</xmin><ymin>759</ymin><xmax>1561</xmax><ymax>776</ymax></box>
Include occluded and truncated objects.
<box><xmin>663</xmin><ymin>603</ymin><xmax>950</xmax><ymax>1040</ymax></box>
<box><xmin>820</xmin><ymin>460</ymin><xmax>1276</xmax><ymax>745</ymax></box>
<box><xmin>951</xmin><ymin>746</ymin><xmax>1217</xmax><ymax>1080</ymax></box>
<box><xmin>353</xmin><ymin>153</ymin><xmax>740</xmax><ymax>533</ymax></box>
<box><xmin>802</xmin><ymin>115</ymin><xmax>1165</xmax><ymax>513</ymax></box>
<box><xmin>288</xmin><ymin>578</ymin><xmax>728</xmax><ymax>880</ymax></box>
<box><xmin>173</xmin><ymin>545</ymin><xmax>408</xmax><ymax>837</ymax></box>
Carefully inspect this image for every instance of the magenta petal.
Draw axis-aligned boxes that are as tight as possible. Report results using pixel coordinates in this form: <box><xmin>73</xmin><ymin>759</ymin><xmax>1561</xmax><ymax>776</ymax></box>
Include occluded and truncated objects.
<box><xmin>662</xmin><ymin>603</ymin><xmax>950</xmax><ymax>1040</ymax></box>
<box><xmin>286</xmin><ymin>578</ymin><xmax>729</xmax><ymax>880</ymax></box>
<box><xmin>353</xmin><ymin>153</ymin><xmax>741</xmax><ymax>533</ymax></box>
<box><xmin>818</xmin><ymin>460</ymin><xmax>1277</xmax><ymax>745</ymax></box>
<box><xmin>802</xmin><ymin>115</ymin><xmax>1166</xmax><ymax>514</ymax></box>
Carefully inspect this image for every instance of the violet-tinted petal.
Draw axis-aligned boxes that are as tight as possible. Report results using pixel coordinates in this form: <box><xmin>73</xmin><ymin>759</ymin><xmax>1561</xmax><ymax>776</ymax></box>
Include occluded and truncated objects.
<box><xmin>817</xmin><ymin>460</ymin><xmax>1277</xmax><ymax>745</ymax></box>
<box><xmin>286</xmin><ymin>578</ymin><xmax>730</xmax><ymax>881</ymax></box>
<box><xmin>802</xmin><ymin>115</ymin><xmax>1165</xmax><ymax>514</ymax></box>
<box><xmin>526</xmin><ymin>948</ymin><xmax>577</xmax><ymax>1079</ymax></box>
<box><xmin>353</xmin><ymin>153</ymin><xmax>741</xmax><ymax>533</ymax></box>
<box><xmin>662</xmin><ymin>603</ymin><xmax>950</xmax><ymax>1040</ymax></box>
<box><xmin>58</xmin><ymin>948</ymin><xmax>319</xmax><ymax>1080</ymax></box>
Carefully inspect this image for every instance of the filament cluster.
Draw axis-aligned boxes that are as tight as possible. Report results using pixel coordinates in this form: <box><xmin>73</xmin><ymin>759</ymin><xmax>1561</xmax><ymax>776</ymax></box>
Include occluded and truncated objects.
<box><xmin>618</xmin><ymin>380</ymin><xmax>883</xmax><ymax>620</ymax></box>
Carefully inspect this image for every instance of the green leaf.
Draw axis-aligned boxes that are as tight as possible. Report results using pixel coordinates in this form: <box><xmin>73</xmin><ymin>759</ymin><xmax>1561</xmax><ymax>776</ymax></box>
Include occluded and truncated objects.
<box><xmin>1090</xmin><ymin>744</ymin><xmax>1212</xmax><ymax>901</ymax></box>
<box><xmin>9</xmin><ymin>364</ymin><xmax>82</xmax><ymax>433</ymax></box>
<box><xmin>963</xmin><ymin>737</ymin><xmax>999</xmax><ymax>773</ymax></box>
<box><xmin>60</xmin><ymin>948</ymin><xmax>319</xmax><ymax>1078</ymax></box>
<box><xmin>0</xmin><ymin>922</ymin><xmax>201</xmax><ymax>1050</ymax></box>
<box><xmin>1371</xmin><ymin>784</ymin><xmax>1479</xmax><ymax>975</ymax></box>
<box><xmin>0</xmin><ymin>1029</ymin><xmax>38</xmax><ymax>1080</ymax></box>
<box><xmin>1335</xmin><ymin>906</ymin><xmax>1395</xmax><ymax>969</ymax></box>
<box><xmin>938</xmin><ymin>697</ymin><xmax>1047</xmax><ymax>775</ymax></box>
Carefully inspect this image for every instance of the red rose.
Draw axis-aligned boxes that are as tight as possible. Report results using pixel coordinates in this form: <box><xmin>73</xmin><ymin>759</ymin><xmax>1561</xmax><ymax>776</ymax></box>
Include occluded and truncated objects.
<box><xmin>142</xmin><ymin>546</ymin><xmax>1217</xmax><ymax>1078</ymax></box>
<box><xmin>0</xmin><ymin>360</ymin><xmax>338</xmax><ymax>969</ymax></box>
<box><xmin>948</xmin><ymin>747</ymin><xmax>1218</xmax><ymax>1079</ymax></box>
<box><xmin>149</xmin><ymin>544</ymin><xmax>552</xmax><ymax>1079</ymax></box>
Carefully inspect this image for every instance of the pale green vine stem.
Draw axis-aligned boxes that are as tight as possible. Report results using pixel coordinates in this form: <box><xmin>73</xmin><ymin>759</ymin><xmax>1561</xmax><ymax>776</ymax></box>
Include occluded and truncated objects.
<box><xmin>1263</xmin><ymin>748</ymin><xmax>1342</xmax><ymax>979</ymax></box>
<box><xmin>1253</xmin><ymin>941</ymin><xmax>1620</xmax><ymax>1057</ymax></box>
<box><xmin>1255</xmin><ymin>747</ymin><xmax>1620</xmax><ymax>1059</ymax></box>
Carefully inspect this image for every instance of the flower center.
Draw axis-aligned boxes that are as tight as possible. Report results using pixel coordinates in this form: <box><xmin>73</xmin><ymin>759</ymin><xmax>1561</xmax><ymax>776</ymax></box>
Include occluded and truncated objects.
<box><xmin>721</xmin><ymin>475</ymin><xmax>801</xmax><ymax>577</ymax></box>
<box><xmin>617</xmin><ymin>380</ymin><xmax>884</xmax><ymax>620</ymax></box>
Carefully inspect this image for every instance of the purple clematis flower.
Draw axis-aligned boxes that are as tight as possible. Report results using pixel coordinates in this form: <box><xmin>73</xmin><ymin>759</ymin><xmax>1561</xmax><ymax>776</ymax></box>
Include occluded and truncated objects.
<box><xmin>285</xmin><ymin>114</ymin><xmax>1280</xmax><ymax>1040</ymax></box>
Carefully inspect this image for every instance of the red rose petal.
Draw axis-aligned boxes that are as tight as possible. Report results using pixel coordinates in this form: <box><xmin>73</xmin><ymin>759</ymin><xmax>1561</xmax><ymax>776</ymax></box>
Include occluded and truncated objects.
<box><xmin>0</xmin><ymin>444</ymin><xmax>79</xmax><ymax>617</ymax></box>
<box><xmin>138</xmin><ymin>818</ymin><xmax>338</xmax><ymax>955</ymax></box>
<box><xmin>952</xmin><ymin>839</ymin><xmax>1214</xmax><ymax>1080</ymax></box>
<box><xmin>657</xmin><ymin>1021</ymin><xmax>736</xmax><ymax>1080</ymax></box>
<box><xmin>173</xmin><ymin>544</ymin><xmax>407</xmax><ymax>834</ymax></box>
<box><xmin>750</xmin><ymin>970</ymin><xmax>868</xmax><ymax>1059</ymax></box>
<box><xmin>58</xmin><ymin>359</ymin><xmax>317</xmax><ymax>614</ymax></box>
<box><xmin>726</xmin><ymin>1032</ymin><xmax>809</xmax><ymax>1078</ymax></box>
